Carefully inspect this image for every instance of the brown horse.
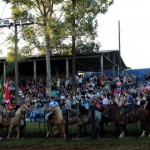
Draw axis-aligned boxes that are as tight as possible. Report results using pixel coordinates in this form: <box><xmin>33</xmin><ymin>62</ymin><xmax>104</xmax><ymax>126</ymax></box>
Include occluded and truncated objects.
<box><xmin>45</xmin><ymin>105</ymin><xmax>66</xmax><ymax>138</ymax></box>
<box><xmin>7</xmin><ymin>104</ymin><xmax>30</xmax><ymax>139</ymax></box>
<box><xmin>104</xmin><ymin>104</ymin><xmax>150</xmax><ymax>138</ymax></box>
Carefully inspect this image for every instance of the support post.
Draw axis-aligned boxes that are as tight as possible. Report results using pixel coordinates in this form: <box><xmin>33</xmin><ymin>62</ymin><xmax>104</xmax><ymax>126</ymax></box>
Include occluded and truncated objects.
<box><xmin>100</xmin><ymin>55</ymin><xmax>104</xmax><ymax>76</ymax></box>
<box><xmin>118</xmin><ymin>20</ymin><xmax>121</xmax><ymax>74</ymax></box>
<box><xmin>113</xmin><ymin>53</ymin><xmax>116</xmax><ymax>76</ymax></box>
<box><xmin>3</xmin><ymin>61</ymin><xmax>6</xmax><ymax>88</ymax></box>
<box><xmin>33</xmin><ymin>60</ymin><xmax>37</xmax><ymax>83</ymax></box>
<box><xmin>91</xmin><ymin>105</ymin><xmax>96</xmax><ymax>139</ymax></box>
<box><xmin>66</xmin><ymin>58</ymin><xmax>69</xmax><ymax>79</ymax></box>
<box><xmin>14</xmin><ymin>23</ymin><xmax>19</xmax><ymax>105</ymax></box>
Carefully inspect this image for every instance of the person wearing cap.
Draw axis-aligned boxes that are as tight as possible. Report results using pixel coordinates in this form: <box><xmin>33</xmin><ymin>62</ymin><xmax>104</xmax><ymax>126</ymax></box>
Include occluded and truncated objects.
<box><xmin>45</xmin><ymin>96</ymin><xmax>59</xmax><ymax>120</ymax></box>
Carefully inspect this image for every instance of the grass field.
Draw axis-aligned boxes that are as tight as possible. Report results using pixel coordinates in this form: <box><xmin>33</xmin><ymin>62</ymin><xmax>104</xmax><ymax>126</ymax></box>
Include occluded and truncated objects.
<box><xmin>0</xmin><ymin>121</ymin><xmax>150</xmax><ymax>150</ymax></box>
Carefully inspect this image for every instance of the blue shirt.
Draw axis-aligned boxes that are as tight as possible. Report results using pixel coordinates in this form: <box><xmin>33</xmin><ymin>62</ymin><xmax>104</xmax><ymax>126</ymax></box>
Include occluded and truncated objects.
<box><xmin>81</xmin><ymin>100</ymin><xmax>89</xmax><ymax>110</ymax></box>
<box><xmin>128</xmin><ymin>95</ymin><xmax>135</xmax><ymax>106</ymax></box>
<box><xmin>49</xmin><ymin>100</ymin><xmax>59</xmax><ymax>108</ymax></box>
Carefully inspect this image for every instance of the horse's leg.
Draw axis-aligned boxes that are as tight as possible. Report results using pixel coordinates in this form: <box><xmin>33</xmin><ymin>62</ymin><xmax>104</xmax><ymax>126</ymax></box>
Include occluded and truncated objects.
<box><xmin>7</xmin><ymin>124</ymin><xmax>14</xmax><ymax>139</ymax></box>
<box><xmin>83</xmin><ymin>124</ymin><xmax>87</xmax><ymax>134</ymax></box>
<box><xmin>119</xmin><ymin>125</ymin><xmax>125</xmax><ymax>138</ymax></box>
<box><xmin>54</xmin><ymin>124</ymin><xmax>61</xmax><ymax>137</ymax></box>
<box><xmin>16</xmin><ymin>126</ymin><xmax>20</xmax><ymax>139</ymax></box>
<box><xmin>61</xmin><ymin>123</ymin><xmax>66</xmax><ymax>138</ymax></box>
<box><xmin>140</xmin><ymin>121</ymin><xmax>146</xmax><ymax>137</ymax></box>
<box><xmin>77</xmin><ymin>124</ymin><xmax>83</xmax><ymax>138</ymax></box>
<box><xmin>46</xmin><ymin>122</ymin><xmax>50</xmax><ymax>138</ymax></box>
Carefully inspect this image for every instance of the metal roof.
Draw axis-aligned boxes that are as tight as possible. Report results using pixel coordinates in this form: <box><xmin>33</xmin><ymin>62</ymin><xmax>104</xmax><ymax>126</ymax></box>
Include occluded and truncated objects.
<box><xmin>0</xmin><ymin>50</ymin><xmax>127</xmax><ymax>75</ymax></box>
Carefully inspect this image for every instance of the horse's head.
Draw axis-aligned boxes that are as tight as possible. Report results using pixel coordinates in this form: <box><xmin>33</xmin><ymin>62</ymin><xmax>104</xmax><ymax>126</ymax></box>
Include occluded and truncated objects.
<box><xmin>104</xmin><ymin>104</ymin><xmax>118</xmax><ymax>117</ymax></box>
<box><xmin>20</xmin><ymin>104</ymin><xmax>30</xmax><ymax>113</ymax></box>
<box><xmin>44</xmin><ymin>104</ymin><xmax>49</xmax><ymax>114</ymax></box>
<box><xmin>48</xmin><ymin>105</ymin><xmax>61</xmax><ymax>113</ymax></box>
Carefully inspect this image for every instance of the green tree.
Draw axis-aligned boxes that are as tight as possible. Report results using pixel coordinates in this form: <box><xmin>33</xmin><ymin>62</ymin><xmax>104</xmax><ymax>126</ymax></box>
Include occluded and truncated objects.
<box><xmin>3</xmin><ymin>0</ymin><xmax>113</xmax><ymax>95</ymax></box>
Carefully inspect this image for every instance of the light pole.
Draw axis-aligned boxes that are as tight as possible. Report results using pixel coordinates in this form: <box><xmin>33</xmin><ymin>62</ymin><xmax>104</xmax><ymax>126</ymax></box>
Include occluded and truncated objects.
<box><xmin>0</xmin><ymin>16</ymin><xmax>35</xmax><ymax>104</ymax></box>
<box><xmin>14</xmin><ymin>21</ymin><xmax>19</xmax><ymax>104</ymax></box>
<box><xmin>118</xmin><ymin>20</ymin><xmax>121</xmax><ymax>74</ymax></box>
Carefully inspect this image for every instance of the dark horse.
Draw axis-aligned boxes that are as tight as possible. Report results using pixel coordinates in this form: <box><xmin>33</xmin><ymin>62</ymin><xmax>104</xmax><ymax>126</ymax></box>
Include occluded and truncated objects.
<box><xmin>104</xmin><ymin>104</ymin><xmax>150</xmax><ymax>138</ymax></box>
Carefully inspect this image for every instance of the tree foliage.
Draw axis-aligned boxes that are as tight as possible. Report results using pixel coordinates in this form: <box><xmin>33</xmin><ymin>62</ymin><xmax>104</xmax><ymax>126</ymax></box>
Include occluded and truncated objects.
<box><xmin>3</xmin><ymin>0</ymin><xmax>113</xmax><ymax>58</ymax></box>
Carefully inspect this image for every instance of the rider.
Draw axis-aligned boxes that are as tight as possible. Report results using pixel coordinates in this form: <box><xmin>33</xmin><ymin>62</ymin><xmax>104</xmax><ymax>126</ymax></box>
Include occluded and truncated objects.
<box><xmin>78</xmin><ymin>96</ymin><xmax>89</xmax><ymax>124</ymax></box>
<box><xmin>45</xmin><ymin>96</ymin><xmax>59</xmax><ymax>121</ymax></box>
<box><xmin>102</xmin><ymin>93</ymin><xmax>109</xmax><ymax>108</ymax></box>
<box><xmin>120</xmin><ymin>92</ymin><xmax>135</xmax><ymax>126</ymax></box>
<box><xmin>6</xmin><ymin>99</ymin><xmax>17</xmax><ymax>121</ymax></box>
<box><xmin>143</xmin><ymin>92</ymin><xmax>150</xmax><ymax>114</ymax></box>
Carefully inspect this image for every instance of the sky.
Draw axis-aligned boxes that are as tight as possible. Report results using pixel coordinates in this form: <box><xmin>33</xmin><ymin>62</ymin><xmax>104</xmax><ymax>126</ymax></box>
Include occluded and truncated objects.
<box><xmin>96</xmin><ymin>0</ymin><xmax>150</xmax><ymax>69</ymax></box>
<box><xmin>0</xmin><ymin>0</ymin><xmax>150</xmax><ymax>69</ymax></box>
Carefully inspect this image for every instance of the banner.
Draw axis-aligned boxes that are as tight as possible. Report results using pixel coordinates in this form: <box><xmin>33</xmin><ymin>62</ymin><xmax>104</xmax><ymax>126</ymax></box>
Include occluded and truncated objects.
<box><xmin>5</xmin><ymin>77</ymin><xmax>11</xmax><ymax>101</ymax></box>
<box><xmin>0</xmin><ymin>77</ymin><xmax>3</xmax><ymax>103</ymax></box>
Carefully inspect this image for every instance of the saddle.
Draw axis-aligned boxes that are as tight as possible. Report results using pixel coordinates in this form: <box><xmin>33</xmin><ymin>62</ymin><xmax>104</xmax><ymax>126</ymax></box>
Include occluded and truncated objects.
<box><xmin>63</xmin><ymin>109</ymin><xmax>76</xmax><ymax>118</ymax></box>
<box><xmin>5</xmin><ymin>110</ymin><xmax>16</xmax><ymax>122</ymax></box>
<box><xmin>48</xmin><ymin>112</ymin><xmax>55</xmax><ymax>120</ymax></box>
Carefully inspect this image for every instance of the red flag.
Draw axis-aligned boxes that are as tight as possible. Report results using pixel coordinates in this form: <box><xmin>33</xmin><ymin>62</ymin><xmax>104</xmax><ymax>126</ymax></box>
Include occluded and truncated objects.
<box><xmin>5</xmin><ymin>77</ymin><xmax>11</xmax><ymax>101</ymax></box>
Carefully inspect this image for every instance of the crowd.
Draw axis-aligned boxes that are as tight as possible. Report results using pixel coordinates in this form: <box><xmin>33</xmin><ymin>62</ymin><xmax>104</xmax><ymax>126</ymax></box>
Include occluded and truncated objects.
<box><xmin>1</xmin><ymin>72</ymin><xmax>150</xmax><ymax>122</ymax></box>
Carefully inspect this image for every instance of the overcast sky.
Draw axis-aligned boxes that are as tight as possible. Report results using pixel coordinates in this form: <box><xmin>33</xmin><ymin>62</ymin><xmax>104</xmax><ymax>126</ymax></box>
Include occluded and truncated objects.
<box><xmin>1</xmin><ymin>0</ymin><xmax>150</xmax><ymax>69</ymax></box>
<box><xmin>96</xmin><ymin>0</ymin><xmax>150</xmax><ymax>69</ymax></box>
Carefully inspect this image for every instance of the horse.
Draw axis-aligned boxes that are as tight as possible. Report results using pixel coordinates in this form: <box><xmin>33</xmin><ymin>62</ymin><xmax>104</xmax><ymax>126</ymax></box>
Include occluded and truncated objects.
<box><xmin>0</xmin><ymin>104</ymin><xmax>21</xmax><ymax>134</ymax></box>
<box><xmin>45</xmin><ymin>105</ymin><xmax>66</xmax><ymax>138</ymax></box>
<box><xmin>104</xmin><ymin>104</ymin><xmax>150</xmax><ymax>138</ymax></box>
<box><xmin>77</xmin><ymin>105</ymin><xmax>103</xmax><ymax>138</ymax></box>
<box><xmin>7</xmin><ymin>104</ymin><xmax>30</xmax><ymax>139</ymax></box>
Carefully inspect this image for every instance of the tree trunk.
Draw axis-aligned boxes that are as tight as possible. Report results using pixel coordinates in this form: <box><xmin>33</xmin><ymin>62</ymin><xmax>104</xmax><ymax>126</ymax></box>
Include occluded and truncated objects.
<box><xmin>72</xmin><ymin>0</ymin><xmax>76</xmax><ymax>95</ymax></box>
<box><xmin>44</xmin><ymin>25</ymin><xmax>51</xmax><ymax>96</ymax></box>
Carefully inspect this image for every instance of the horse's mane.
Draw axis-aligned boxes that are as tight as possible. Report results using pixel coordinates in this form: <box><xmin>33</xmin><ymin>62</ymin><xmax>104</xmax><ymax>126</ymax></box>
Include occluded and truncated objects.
<box><xmin>50</xmin><ymin>105</ymin><xmax>62</xmax><ymax>113</ymax></box>
<box><xmin>15</xmin><ymin>107</ymin><xmax>21</xmax><ymax>116</ymax></box>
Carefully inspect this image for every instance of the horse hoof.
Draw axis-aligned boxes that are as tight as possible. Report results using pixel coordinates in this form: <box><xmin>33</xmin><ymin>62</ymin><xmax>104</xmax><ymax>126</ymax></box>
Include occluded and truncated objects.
<box><xmin>119</xmin><ymin>135</ymin><xmax>123</xmax><ymax>138</ymax></box>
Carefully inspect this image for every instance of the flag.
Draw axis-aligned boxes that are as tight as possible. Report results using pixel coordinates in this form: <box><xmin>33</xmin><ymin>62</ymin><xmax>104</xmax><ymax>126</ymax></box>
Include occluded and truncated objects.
<box><xmin>5</xmin><ymin>77</ymin><xmax>11</xmax><ymax>101</ymax></box>
<box><xmin>0</xmin><ymin>77</ymin><xmax>3</xmax><ymax>103</ymax></box>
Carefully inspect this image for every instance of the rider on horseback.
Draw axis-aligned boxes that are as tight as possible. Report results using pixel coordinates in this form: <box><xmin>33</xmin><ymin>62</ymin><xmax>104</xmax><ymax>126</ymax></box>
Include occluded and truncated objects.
<box><xmin>78</xmin><ymin>96</ymin><xmax>89</xmax><ymax>124</ymax></box>
<box><xmin>45</xmin><ymin>96</ymin><xmax>59</xmax><ymax>121</ymax></box>
<box><xmin>143</xmin><ymin>92</ymin><xmax>150</xmax><ymax>114</ymax></box>
<box><xmin>120</xmin><ymin>92</ymin><xmax>135</xmax><ymax>126</ymax></box>
<box><xmin>6</xmin><ymin>99</ymin><xmax>17</xmax><ymax>121</ymax></box>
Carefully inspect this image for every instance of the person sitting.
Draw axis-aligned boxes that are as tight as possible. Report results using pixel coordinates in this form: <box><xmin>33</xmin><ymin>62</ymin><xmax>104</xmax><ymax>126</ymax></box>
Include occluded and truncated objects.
<box><xmin>45</xmin><ymin>96</ymin><xmax>59</xmax><ymax>121</ymax></box>
<box><xmin>120</xmin><ymin>92</ymin><xmax>135</xmax><ymax>126</ymax></box>
<box><xmin>6</xmin><ymin>99</ymin><xmax>17</xmax><ymax>121</ymax></box>
<box><xmin>77</xmin><ymin>96</ymin><xmax>89</xmax><ymax>124</ymax></box>
<box><xmin>143</xmin><ymin>92</ymin><xmax>150</xmax><ymax>114</ymax></box>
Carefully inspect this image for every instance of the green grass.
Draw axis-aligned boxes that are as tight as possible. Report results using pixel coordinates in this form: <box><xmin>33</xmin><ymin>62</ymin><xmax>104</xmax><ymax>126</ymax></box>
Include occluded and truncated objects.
<box><xmin>0</xmin><ymin>121</ymin><xmax>150</xmax><ymax>149</ymax></box>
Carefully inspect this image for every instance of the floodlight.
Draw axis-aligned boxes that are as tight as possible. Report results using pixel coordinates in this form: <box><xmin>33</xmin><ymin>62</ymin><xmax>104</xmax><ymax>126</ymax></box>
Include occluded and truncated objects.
<box><xmin>2</xmin><ymin>20</ymin><xmax>10</xmax><ymax>25</ymax></box>
<box><xmin>20</xmin><ymin>18</ymin><xmax>28</xmax><ymax>24</ymax></box>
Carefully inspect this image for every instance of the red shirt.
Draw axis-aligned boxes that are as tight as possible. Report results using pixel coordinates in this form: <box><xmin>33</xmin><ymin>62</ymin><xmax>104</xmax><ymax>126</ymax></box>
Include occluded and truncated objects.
<box><xmin>6</xmin><ymin>102</ymin><xmax>14</xmax><ymax>111</ymax></box>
